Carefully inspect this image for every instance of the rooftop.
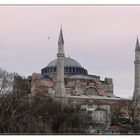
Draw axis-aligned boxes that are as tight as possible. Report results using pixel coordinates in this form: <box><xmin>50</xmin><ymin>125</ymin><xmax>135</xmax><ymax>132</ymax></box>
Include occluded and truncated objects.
<box><xmin>47</xmin><ymin>57</ymin><xmax>82</xmax><ymax>67</ymax></box>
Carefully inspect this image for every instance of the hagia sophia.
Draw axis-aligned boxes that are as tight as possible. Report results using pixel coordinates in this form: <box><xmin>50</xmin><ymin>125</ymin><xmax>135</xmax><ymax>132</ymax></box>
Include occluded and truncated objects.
<box><xmin>40</xmin><ymin>55</ymin><xmax>113</xmax><ymax>97</ymax></box>
<box><xmin>14</xmin><ymin>27</ymin><xmax>140</xmax><ymax>127</ymax></box>
<box><xmin>31</xmin><ymin>28</ymin><xmax>115</xmax><ymax>99</ymax></box>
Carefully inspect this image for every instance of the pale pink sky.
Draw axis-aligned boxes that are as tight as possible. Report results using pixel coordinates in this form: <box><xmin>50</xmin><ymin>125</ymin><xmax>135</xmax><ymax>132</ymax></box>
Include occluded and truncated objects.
<box><xmin>0</xmin><ymin>6</ymin><xmax>140</xmax><ymax>98</ymax></box>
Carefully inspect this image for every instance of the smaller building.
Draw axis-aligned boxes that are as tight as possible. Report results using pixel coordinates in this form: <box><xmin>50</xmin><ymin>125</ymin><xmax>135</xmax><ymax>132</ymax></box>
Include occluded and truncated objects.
<box><xmin>80</xmin><ymin>100</ymin><xmax>111</xmax><ymax>128</ymax></box>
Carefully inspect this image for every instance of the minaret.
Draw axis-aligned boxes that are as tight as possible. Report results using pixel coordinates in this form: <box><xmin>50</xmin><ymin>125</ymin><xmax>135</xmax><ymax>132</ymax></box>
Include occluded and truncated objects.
<box><xmin>55</xmin><ymin>27</ymin><xmax>66</xmax><ymax>97</ymax></box>
<box><xmin>133</xmin><ymin>37</ymin><xmax>140</xmax><ymax>100</ymax></box>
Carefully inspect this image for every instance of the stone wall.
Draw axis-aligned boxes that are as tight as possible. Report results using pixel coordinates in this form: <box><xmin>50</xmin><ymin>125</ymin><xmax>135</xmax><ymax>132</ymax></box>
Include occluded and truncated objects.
<box><xmin>30</xmin><ymin>73</ymin><xmax>113</xmax><ymax>97</ymax></box>
<box><xmin>31</xmin><ymin>73</ymin><xmax>54</xmax><ymax>96</ymax></box>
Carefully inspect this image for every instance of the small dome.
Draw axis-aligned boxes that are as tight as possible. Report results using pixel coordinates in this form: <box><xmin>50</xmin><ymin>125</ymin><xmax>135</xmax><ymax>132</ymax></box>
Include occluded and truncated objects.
<box><xmin>47</xmin><ymin>57</ymin><xmax>82</xmax><ymax>67</ymax></box>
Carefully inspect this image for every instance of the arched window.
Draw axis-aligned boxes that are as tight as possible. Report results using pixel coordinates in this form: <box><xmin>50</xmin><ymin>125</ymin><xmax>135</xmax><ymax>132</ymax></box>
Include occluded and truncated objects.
<box><xmin>79</xmin><ymin>69</ymin><xmax>81</xmax><ymax>73</ymax></box>
<box><xmin>65</xmin><ymin>67</ymin><xmax>68</xmax><ymax>72</ymax></box>
<box><xmin>76</xmin><ymin>68</ymin><xmax>78</xmax><ymax>73</ymax></box>
<box><xmin>85</xmin><ymin>87</ymin><xmax>98</xmax><ymax>96</ymax></box>
<box><xmin>73</xmin><ymin>68</ymin><xmax>75</xmax><ymax>72</ymax></box>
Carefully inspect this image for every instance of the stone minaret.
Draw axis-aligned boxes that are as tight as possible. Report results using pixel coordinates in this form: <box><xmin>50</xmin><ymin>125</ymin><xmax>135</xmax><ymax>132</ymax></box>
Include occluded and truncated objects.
<box><xmin>55</xmin><ymin>27</ymin><xmax>66</xmax><ymax>97</ymax></box>
<box><xmin>133</xmin><ymin>37</ymin><xmax>140</xmax><ymax>100</ymax></box>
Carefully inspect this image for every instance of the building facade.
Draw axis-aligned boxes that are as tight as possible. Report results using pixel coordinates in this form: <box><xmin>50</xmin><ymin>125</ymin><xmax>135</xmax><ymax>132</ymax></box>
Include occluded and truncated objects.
<box><xmin>14</xmin><ymin>28</ymin><xmax>129</xmax><ymax>129</ymax></box>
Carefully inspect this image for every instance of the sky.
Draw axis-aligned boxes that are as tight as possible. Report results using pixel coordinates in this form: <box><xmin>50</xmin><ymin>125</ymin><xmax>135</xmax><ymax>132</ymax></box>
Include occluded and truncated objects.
<box><xmin>0</xmin><ymin>6</ymin><xmax>140</xmax><ymax>98</ymax></box>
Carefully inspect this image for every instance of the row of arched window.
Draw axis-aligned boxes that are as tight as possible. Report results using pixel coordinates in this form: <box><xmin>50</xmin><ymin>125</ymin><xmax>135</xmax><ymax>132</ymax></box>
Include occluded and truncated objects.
<box><xmin>41</xmin><ymin>66</ymin><xmax>88</xmax><ymax>75</ymax></box>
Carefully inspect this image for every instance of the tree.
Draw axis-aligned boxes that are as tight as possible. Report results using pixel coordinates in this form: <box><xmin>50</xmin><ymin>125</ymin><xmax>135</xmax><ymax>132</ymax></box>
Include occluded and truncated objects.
<box><xmin>0</xmin><ymin>67</ymin><xmax>90</xmax><ymax>134</ymax></box>
<box><xmin>111</xmin><ymin>99</ymin><xmax>140</xmax><ymax>134</ymax></box>
<box><xmin>0</xmin><ymin>92</ymin><xmax>89</xmax><ymax>134</ymax></box>
<box><xmin>111</xmin><ymin>101</ymin><xmax>127</xmax><ymax>126</ymax></box>
<box><xmin>0</xmin><ymin>68</ymin><xmax>17</xmax><ymax>94</ymax></box>
<box><xmin>126</xmin><ymin>100</ymin><xmax>140</xmax><ymax>133</ymax></box>
<box><xmin>31</xmin><ymin>95</ymin><xmax>89</xmax><ymax>134</ymax></box>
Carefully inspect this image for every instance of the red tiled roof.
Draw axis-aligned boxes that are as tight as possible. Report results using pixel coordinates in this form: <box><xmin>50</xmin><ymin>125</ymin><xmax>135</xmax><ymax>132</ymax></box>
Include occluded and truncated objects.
<box><xmin>106</xmin><ymin>126</ymin><xmax>128</xmax><ymax>131</ymax></box>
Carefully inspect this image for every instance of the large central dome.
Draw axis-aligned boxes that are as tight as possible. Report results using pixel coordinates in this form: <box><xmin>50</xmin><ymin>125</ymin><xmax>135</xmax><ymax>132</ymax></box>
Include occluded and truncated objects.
<box><xmin>47</xmin><ymin>57</ymin><xmax>82</xmax><ymax>67</ymax></box>
<box><xmin>41</xmin><ymin>57</ymin><xmax>88</xmax><ymax>77</ymax></box>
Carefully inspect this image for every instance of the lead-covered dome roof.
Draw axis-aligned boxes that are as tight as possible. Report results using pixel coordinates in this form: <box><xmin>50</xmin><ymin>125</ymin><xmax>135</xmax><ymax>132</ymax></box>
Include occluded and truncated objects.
<box><xmin>47</xmin><ymin>57</ymin><xmax>82</xmax><ymax>67</ymax></box>
<box><xmin>41</xmin><ymin>57</ymin><xmax>88</xmax><ymax>77</ymax></box>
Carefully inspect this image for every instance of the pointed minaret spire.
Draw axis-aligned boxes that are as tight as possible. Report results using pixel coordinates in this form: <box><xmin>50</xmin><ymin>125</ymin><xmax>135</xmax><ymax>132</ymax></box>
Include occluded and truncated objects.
<box><xmin>58</xmin><ymin>26</ymin><xmax>64</xmax><ymax>46</ymax></box>
<box><xmin>133</xmin><ymin>35</ymin><xmax>140</xmax><ymax>101</ymax></box>
<box><xmin>135</xmin><ymin>36</ymin><xmax>140</xmax><ymax>51</ymax></box>
<box><xmin>55</xmin><ymin>26</ymin><xmax>66</xmax><ymax>97</ymax></box>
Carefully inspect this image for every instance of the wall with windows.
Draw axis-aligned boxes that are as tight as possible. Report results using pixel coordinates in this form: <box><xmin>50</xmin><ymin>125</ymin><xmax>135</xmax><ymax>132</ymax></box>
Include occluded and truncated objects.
<box><xmin>81</xmin><ymin>104</ymin><xmax>111</xmax><ymax>126</ymax></box>
<box><xmin>30</xmin><ymin>72</ymin><xmax>113</xmax><ymax>97</ymax></box>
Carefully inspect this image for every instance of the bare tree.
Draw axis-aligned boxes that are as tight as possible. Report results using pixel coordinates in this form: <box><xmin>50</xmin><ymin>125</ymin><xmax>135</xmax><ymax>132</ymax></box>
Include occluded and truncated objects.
<box><xmin>32</xmin><ymin>95</ymin><xmax>89</xmax><ymax>134</ymax></box>
<box><xmin>110</xmin><ymin>99</ymin><xmax>140</xmax><ymax>133</ymax></box>
<box><xmin>126</xmin><ymin>100</ymin><xmax>140</xmax><ymax>133</ymax></box>
<box><xmin>110</xmin><ymin>101</ymin><xmax>128</xmax><ymax>126</ymax></box>
<box><xmin>0</xmin><ymin>68</ymin><xmax>17</xmax><ymax>94</ymax></box>
<box><xmin>0</xmin><ymin>67</ymin><xmax>90</xmax><ymax>134</ymax></box>
<box><xmin>0</xmin><ymin>91</ymin><xmax>89</xmax><ymax>134</ymax></box>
